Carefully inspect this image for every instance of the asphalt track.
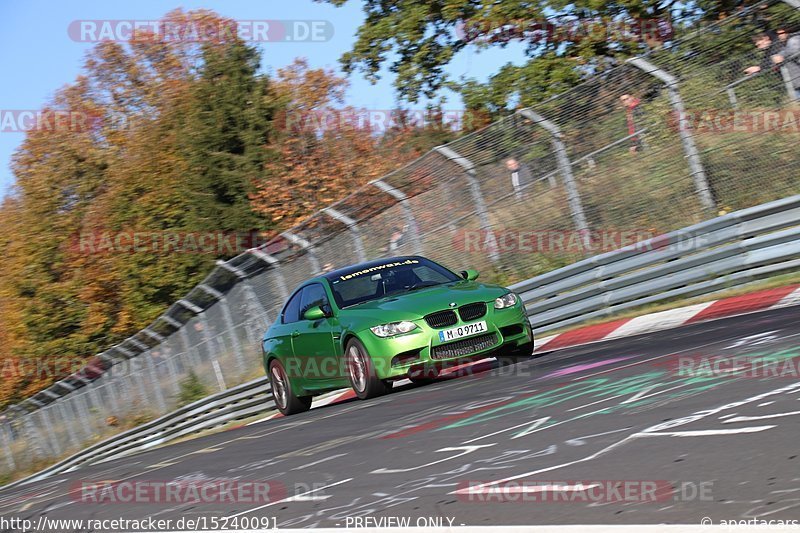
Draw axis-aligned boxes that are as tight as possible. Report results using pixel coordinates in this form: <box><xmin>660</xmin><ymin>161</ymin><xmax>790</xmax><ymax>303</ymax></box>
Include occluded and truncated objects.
<box><xmin>1</xmin><ymin>306</ymin><xmax>800</xmax><ymax>531</ymax></box>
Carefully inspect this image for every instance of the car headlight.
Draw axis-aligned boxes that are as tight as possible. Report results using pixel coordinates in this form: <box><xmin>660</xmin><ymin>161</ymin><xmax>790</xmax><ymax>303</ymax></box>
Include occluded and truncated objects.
<box><xmin>494</xmin><ymin>293</ymin><xmax>518</xmax><ymax>309</ymax></box>
<box><xmin>370</xmin><ymin>321</ymin><xmax>418</xmax><ymax>337</ymax></box>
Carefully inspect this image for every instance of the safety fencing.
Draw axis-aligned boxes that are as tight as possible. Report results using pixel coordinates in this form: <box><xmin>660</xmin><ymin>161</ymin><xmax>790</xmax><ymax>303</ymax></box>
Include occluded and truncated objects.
<box><xmin>5</xmin><ymin>193</ymin><xmax>800</xmax><ymax>489</ymax></box>
<box><xmin>1</xmin><ymin>0</ymin><xmax>799</xmax><ymax>481</ymax></box>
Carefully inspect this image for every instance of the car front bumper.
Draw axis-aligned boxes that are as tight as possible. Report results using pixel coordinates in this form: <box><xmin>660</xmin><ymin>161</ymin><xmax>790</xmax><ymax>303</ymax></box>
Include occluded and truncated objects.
<box><xmin>358</xmin><ymin>302</ymin><xmax>533</xmax><ymax>380</ymax></box>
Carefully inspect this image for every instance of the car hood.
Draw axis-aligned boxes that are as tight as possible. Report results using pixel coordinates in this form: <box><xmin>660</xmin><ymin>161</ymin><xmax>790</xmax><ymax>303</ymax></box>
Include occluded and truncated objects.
<box><xmin>341</xmin><ymin>280</ymin><xmax>508</xmax><ymax>321</ymax></box>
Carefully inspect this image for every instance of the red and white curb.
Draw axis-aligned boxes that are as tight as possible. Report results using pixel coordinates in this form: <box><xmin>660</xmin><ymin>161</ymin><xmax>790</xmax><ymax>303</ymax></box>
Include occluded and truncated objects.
<box><xmin>247</xmin><ymin>284</ymin><xmax>800</xmax><ymax>423</ymax></box>
<box><xmin>533</xmin><ymin>284</ymin><xmax>800</xmax><ymax>353</ymax></box>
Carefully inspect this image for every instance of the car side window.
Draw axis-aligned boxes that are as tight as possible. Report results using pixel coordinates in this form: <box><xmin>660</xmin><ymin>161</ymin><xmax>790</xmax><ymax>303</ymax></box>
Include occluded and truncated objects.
<box><xmin>281</xmin><ymin>290</ymin><xmax>303</xmax><ymax>324</ymax></box>
<box><xmin>300</xmin><ymin>283</ymin><xmax>329</xmax><ymax>318</ymax></box>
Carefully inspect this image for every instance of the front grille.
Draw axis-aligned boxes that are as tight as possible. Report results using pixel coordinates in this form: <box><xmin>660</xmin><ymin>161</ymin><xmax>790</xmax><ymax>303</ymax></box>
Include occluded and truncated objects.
<box><xmin>424</xmin><ymin>310</ymin><xmax>458</xmax><ymax>328</ymax></box>
<box><xmin>431</xmin><ymin>333</ymin><xmax>498</xmax><ymax>360</ymax></box>
<box><xmin>458</xmin><ymin>302</ymin><xmax>487</xmax><ymax>322</ymax></box>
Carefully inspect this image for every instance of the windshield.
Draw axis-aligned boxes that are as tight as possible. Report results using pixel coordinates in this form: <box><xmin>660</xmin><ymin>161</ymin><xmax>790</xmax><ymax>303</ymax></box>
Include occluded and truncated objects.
<box><xmin>328</xmin><ymin>258</ymin><xmax>461</xmax><ymax>308</ymax></box>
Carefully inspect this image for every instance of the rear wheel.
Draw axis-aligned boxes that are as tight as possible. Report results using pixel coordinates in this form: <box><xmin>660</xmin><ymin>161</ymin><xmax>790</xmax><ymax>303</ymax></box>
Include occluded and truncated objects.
<box><xmin>346</xmin><ymin>338</ymin><xmax>389</xmax><ymax>400</ymax></box>
<box><xmin>268</xmin><ymin>359</ymin><xmax>312</xmax><ymax>416</ymax></box>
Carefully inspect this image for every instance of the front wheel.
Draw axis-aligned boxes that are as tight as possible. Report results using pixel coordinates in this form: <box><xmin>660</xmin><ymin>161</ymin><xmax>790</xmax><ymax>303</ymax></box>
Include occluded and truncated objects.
<box><xmin>345</xmin><ymin>338</ymin><xmax>389</xmax><ymax>400</ymax></box>
<box><xmin>268</xmin><ymin>359</ymin><xmax>312</xmax><ymax>416</ymax></box>
<box><xmin>496</xmin><ymin>341</ymin><xmax>534</xmax><ymax>367</ymax></box>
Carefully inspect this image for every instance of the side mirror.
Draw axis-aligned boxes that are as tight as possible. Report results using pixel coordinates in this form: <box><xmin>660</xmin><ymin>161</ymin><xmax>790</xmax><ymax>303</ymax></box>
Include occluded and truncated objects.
<box><xmin>460</xmin><ymin>269</ymin><xmax>480</xmax><ymax>281</ymax></box>
<box><xmin>303</xmin><ymin>306</ymin><xmax>326</xmax><ymax>321</ymax></box>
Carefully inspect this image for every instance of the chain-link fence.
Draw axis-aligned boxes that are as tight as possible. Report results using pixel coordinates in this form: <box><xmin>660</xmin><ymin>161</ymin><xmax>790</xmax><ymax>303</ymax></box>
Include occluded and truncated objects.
<box><xmin>2</xmin><ymin>0</ymin><xmax>800</xmax><ymax>479</ymax></box>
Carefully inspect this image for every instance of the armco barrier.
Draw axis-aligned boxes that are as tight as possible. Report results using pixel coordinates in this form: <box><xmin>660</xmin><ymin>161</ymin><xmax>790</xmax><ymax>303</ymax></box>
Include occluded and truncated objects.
<box><xmin>5</xmin><ymin>194</ymin><xmax>800</xmax><ymax>488</ymax></box>
<box><xmin>511</xmin><ymin>194</ymin><xmax>800</xmax><ymax>332</ymax></box>
<box><xmin>3</xmin><ymin>378</ymin><xmax>272</xmax><ymax>490</ymax></box>
<box><xmin>3</xmin><ymin>0</ymin><xmax>800</xmax><ymax>481</ymax></box>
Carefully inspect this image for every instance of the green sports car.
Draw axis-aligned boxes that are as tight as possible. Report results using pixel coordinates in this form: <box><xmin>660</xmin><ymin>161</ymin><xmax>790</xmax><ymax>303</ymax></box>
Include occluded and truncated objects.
<box><xmin>262</xmin><ymin>256</ymin><xmax>533</xmax><ymax>415</ymax></box>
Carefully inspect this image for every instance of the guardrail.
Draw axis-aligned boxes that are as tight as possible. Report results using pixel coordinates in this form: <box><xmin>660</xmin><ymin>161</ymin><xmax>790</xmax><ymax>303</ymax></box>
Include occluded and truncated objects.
<box><xmin>510</xmin><ymin>194</ymin><xmax>800</xmax><ymax>333</ymax></box>
<box><xmin>3</xmin><ymin>378</ymin><xmax>273</xmax><ymax>490</ymax></box>
<box><xmin>6</xmin><ymin>194</ymin><xmax>800</xmax><ymax>490</ymax></box>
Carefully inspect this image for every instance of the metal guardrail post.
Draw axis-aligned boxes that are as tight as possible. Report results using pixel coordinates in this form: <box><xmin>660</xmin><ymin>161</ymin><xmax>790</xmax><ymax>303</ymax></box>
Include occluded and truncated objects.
<box><xmin>24</xmin><ymin>417</ymin><xmax>48</xmax><ymax>460</ymax></box>
<box><xmin>199</xmin><ymin>284</ymin><xmax>246</xmax><ymax>376</ymax></box>
<box><xmin>322</xmin><ymin>207</ymin><xmax>368</xmax><ymax>263</ymax></box>
<box><xmin>726</xmin><ymin>87</ymin><xmax>739</xmax><ymax>109</ymax></box>
<box><xmin>627</xmin><ymin>57</ymin><xmax>717</xmax><ymax>214</ymax></box>
<box><xmin>434</xmin><ymin>145</ymin><xmax>500</xmax><ymax>265</ymax></box>
<box><xmin>141</xmin><ymin>327</ymin><xmax>178</xmax><ymax>400</ymax></box>
<box><xmin>38</xmin><ymin>407</ymin><xmax>60</xmax><ymax>456</ymax></box>
<box><xmin>128</xmin><ymin>338</ymin><xmax>166</xmax><ymax>414</ymax></box>
<box><xmin>58</xmin><ymin>401</ymin><xmax>80</xmax><ymax>450</ymax></box>
<box><xmin>1</xmin><ymin>422</ymin><xmax>15</xmax><ymax>471</ymax></box>
<box><xmin>216</xmin><ymin>258</ymin><xmax>271</xmax><ymax>340</ymax></box>
<box><xmin>178</xmin><ymin>327</ymin><xmax>194</xmax><ymax>376</ymax></box>
<box><xmin>371</xmin><ymin>179</ymin><xmax>423</xmax><ymax>255</ymax></box>
<box><xmin>197</xmin><ymin>312</ymin><xmax>227</xmax><ymax>392</ymax></box>
<box><xmin>518</xmin><ymin>108</ymin><xmax>591</xmax><ymax>251</ymax></box>
<box><xmin>102</xmin><ymin>376</ymin><xmax>121</xmax><ymax>419</ymax></box>
<box><xmin>780</xmin><ymin>66</ymin><xmax>798</xmax><ymax>102</ymax></box>
<box><xmin>280</xmin><ymin>231</ymin><xmax>321</xmax><ymax>274</ymax></box>
<box><xmin>247</xmin><ymin>249</ymin><xmax>290</xmax><ymax>300</ymax></box>
<box><xmin>125</xmin><ymin>340</ymin><xmax>159</xmax><ymax>413</ymax></box>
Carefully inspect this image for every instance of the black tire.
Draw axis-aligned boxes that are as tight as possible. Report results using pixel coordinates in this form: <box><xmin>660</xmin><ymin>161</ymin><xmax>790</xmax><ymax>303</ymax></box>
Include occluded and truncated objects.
<box><xmin>496</xmin><ymin>341</ymin><xmax>534</xmax><ymax>367</ymax></box>
<box><xmin>268</xmin><ymin>359</ymin><xmax>312</xmax><ymax>416</ymax></box>
<box><xmin>345</xmin><ymin>338</ymin><xmax>389</xmax><ymax>400</ymax></box>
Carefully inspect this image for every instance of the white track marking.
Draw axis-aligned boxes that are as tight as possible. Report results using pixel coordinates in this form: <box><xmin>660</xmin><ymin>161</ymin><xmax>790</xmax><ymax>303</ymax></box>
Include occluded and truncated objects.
<box><xmin>227</xmin><ymin>477</ymin><xmax>352</xmax><ymax>518</ymax></box>
<box><xmin>292</xmin><ymin>453</ymin><xmax>348</xmax><ymax>470</ymax></box>
<box><xmin>462</xmin><ymin>417</ymin><xmax>550</xmax><ymax>444</ymax></box>
<box><xmin>371</xmin><ymin>445</ymin><xmax>495</xmax><ymax>474</ymax></box>
<box><xmin>640</xmin><ymin>426</ymin><xmax>776</xmax><ymax>437</ymax></box>
<box><xmin>722</xmin><ymin>410</ymin><xmax>800</xmax><ymax>424</ymax></box>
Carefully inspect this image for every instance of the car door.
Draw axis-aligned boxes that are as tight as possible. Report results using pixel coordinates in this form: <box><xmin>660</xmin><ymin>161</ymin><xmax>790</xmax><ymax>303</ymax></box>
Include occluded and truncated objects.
<box><xmin>290</xmin><ymin>283</ymin><xmax>342</xmax><ymax>382</ymax></box>
<box><xmin>263</xmin><ymin>288</ymin><xmax>304</xmax><ymax>380</ymax></box>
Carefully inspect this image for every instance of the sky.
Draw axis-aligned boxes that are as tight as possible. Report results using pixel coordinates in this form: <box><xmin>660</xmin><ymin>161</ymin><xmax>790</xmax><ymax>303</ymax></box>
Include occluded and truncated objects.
<box><xmin>0</xmin><ymin>0</ymin><xmax>528</xmax><ymax>199</ymax></box>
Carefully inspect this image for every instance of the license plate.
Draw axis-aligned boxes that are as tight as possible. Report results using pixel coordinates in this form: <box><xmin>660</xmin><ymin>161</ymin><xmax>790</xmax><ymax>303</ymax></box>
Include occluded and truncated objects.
<box><xmin>438</xmin><ymin>321</ymin><xmax>487</xmax><ymax>342</ymax></box>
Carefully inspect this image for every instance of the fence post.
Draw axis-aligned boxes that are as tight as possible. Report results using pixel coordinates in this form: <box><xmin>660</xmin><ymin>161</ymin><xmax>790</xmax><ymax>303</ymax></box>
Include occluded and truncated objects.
<box><xmin>280</xmin><ymin>231</ymin><xmax>321</xmax><ymax>274</ymax></box>
<box><xmin>159</xmin><ymin>315</ymin><xmax>185</xmax><ymax>395</ymax></box>
<box><xmin>322</xmin><ymin>207</ymin><xmax>367</xmax><ymax>263</ymax></box>
<box><xmin>198</xmin><ymin>284</ymin><xmax>246</xmax><ymax>377</ymax></box>
<box><xmin>58</xmin><ymin>401</ymin><xmax>81</xmax><ymax>450</ymax></box>
<box><xmin>780</xmin><ymin>66</ymin><xmax>798</xmax><ymax>102</ymax></box>
<box><xmin>627</xmin><ymin>57</ymin><xmax>717</xmax><ymax>213</ymax></box>
<box><xmin>38</xmin><ymin>406</ymin><xmax>60</xmax><ymax>457</ymax></box>
<box><xmin>247</xmin><ymin>249</ymin><xmax>290</xmax><ymax>300</ymax></box>
<box><xmin>129</xmin><ymin>339</ymin><xmax>166</xmax><ymax>414</ymax></box>
<box><xmin>118</xmin><ymin>342</ymin><xmax>156</xmax><ymax>414</ymax></box>
<box><xmin>434</xmin><ymin>145</ymin><xmax>500</xmax><ymax>265</ymax></box>
<box><xmin>371</xmin><ymin>179</ymin><xmax>423</xmax><ymax>255</ymax></box>
<box><xmin>725</xmin><ymin>87</ymin><xmax>739</xmax><ymax>109</ymax></box>
<box><xmin>198</xmin><ymin>313</ymin><xmax>226</xmax><ymax>392</ymax></box>
<box><xmin>517</xmin><ymin>108</ymin><xmax>592</xmax><ymax>251</ymax></box>
<box><xmin>1</xmin><ymin>419</ymin><xmax>17</xmax><ymax>471</ymax></box>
